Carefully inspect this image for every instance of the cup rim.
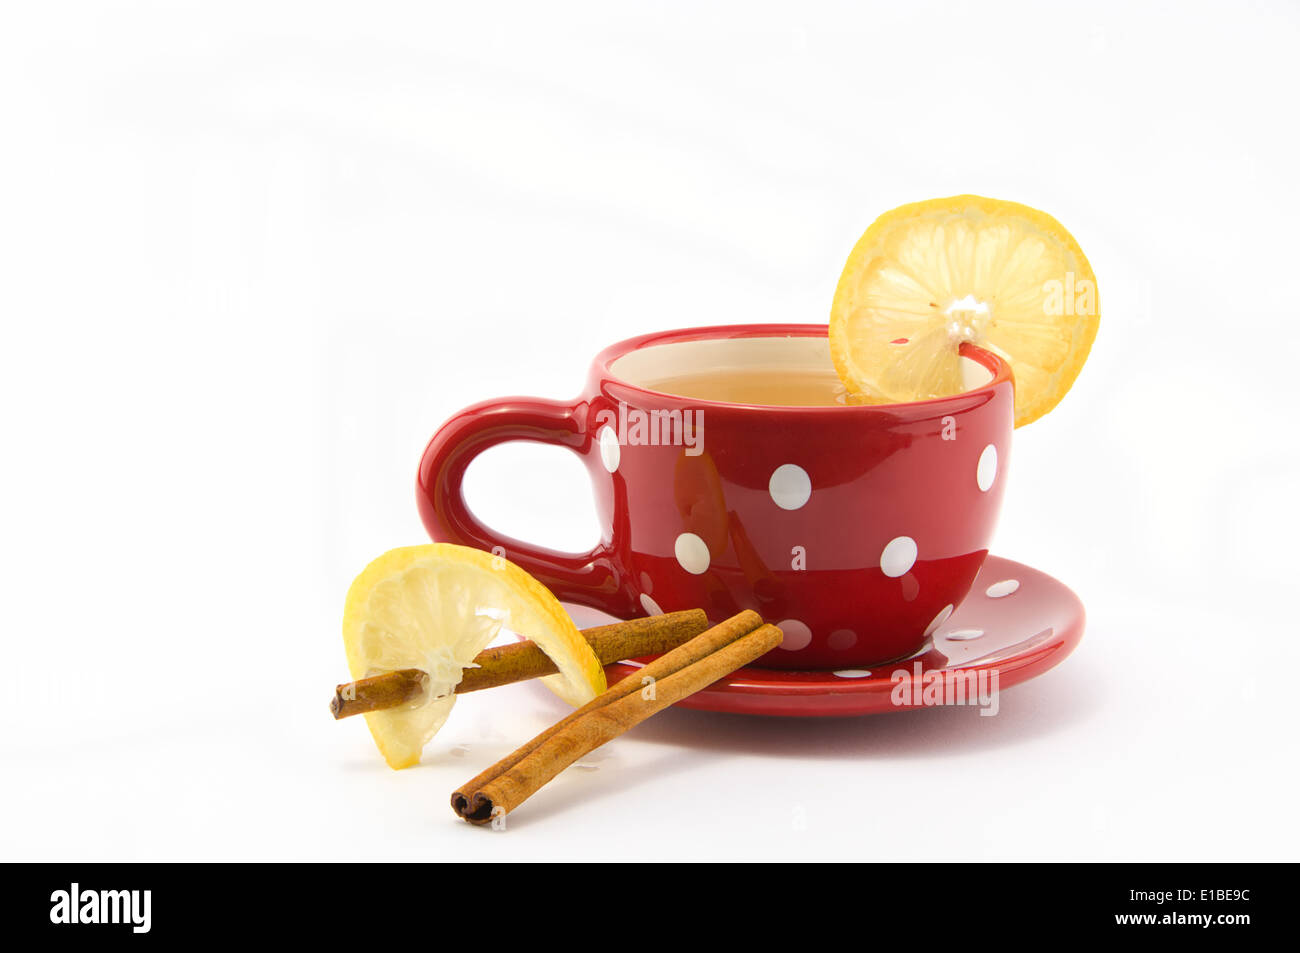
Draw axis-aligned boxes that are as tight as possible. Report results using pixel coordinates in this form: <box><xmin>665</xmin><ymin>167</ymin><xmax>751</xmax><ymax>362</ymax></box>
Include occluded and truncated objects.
<box><xmin>592</xmin><ymin>323</ymin><xmax>1012</xmax><ymax>414</ymax></box>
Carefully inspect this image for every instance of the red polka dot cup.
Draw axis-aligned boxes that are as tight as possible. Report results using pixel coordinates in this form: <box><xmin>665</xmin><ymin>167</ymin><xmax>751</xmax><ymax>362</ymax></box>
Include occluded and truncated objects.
<box><xmin>418</xmin><ymin>324</ymin><xmax>1014</xmax><ymax>668</ymax></box>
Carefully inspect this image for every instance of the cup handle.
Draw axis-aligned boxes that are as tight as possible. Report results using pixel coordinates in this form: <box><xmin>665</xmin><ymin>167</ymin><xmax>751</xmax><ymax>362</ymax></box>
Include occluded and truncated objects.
<box><xmin>416</xmin><ymin>396</ymin><xmax>629</xmax><ymax>614</ymax></box>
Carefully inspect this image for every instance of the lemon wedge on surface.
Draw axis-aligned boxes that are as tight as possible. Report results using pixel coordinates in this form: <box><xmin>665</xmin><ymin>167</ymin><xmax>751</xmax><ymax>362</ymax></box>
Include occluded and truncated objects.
<box><xmin>342</xmin><ymin>544</ymin><xmax>605</xmax><ymax>769</ymax></box>
<box><xmin>829</xmin><ymin>195</ymin><xmax>1098</xmax><ymax>427</ymax></box>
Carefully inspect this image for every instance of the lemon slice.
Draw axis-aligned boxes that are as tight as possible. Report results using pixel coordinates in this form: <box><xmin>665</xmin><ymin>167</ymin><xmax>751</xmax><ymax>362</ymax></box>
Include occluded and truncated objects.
<box><xmin>829</xmin><ymin>195</ymin><xmax>1099</xmax><ymax>426</ymax></box>
<box><xmin>342</xmin><ymin>544</ymin><xmax>605</xmax><ymax>769</ymax></box>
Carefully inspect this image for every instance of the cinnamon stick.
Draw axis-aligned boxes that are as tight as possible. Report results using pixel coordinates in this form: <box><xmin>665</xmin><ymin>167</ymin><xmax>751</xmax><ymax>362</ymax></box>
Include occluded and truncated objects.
<box><xmin>330</xmin><ymin>609</ymin><xmax>709</xmax><ymax>719</ymax></box>
<box><xmin>330</xmin><ymin>668</ymin><xmax>428</xmax><ymax>718</ymax></box>
<box><xmin>458</xmin><ymin>611</ymin><xmax>710</xmax><ymax>693</ymax></box>
<box><xmin>452</xmin><ymin>610</ymin><xmax>780</xmax><ymax>825</ymax></box>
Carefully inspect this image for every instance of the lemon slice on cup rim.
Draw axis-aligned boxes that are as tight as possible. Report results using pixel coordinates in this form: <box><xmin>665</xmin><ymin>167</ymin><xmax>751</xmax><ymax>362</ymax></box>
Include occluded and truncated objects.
<box><xmin>829</xmin><ymin>194</ymin><xmax>1099</xmax><ymax>426</ymax></box>
<box><xmin>342</xmin><ymin>544</ymin><xmax>606</xmax><ymax>769</ymax></box>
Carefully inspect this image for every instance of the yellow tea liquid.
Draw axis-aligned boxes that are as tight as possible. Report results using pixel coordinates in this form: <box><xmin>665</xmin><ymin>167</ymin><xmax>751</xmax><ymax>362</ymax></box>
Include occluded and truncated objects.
<box><xmin>641</xmin><ymin>366</ymin><xmax>873</xmax><ymax>407</ymax></box>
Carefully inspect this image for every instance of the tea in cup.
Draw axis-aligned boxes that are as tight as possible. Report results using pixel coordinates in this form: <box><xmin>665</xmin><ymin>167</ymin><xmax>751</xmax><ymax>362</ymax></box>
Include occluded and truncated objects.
<box><xmin>418</xmin><ymin>323</ymin><xmax>1012</xmax><ymax>668</ymax></box>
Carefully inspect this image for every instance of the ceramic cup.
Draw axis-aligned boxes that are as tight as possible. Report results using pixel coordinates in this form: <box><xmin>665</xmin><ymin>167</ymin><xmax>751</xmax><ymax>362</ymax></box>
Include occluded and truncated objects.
<box><xmin>418</xmin><ymin>324</ymin><xmax>1014</xmax><ymax>668</ymax></box>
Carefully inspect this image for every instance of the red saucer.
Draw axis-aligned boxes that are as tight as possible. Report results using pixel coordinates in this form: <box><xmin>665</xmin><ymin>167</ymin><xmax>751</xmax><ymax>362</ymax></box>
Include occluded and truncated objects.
<box><xmin>565</xmin><ymin>555</ymin><xmax>1083</xmax><ymax>717</ymax></box>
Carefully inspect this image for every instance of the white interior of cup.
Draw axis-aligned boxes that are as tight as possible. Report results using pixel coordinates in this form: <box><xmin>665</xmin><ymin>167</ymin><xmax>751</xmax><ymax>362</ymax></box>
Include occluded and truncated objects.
<box><xmin>609</xmin><ymin>334</ymin><xmax>993</xmax><ymax>396</ymax></box>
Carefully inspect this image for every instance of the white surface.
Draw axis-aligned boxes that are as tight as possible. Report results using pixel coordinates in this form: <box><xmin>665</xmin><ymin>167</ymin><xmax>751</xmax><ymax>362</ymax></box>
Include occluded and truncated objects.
<box><xmin>1</xmin><ymin>1</ymin><xmax>1297</xmax><ymax>861</ymax></box>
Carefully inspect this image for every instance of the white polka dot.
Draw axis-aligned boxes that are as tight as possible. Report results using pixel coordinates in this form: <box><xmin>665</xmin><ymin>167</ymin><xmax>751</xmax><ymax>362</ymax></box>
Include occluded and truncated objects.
<box><xmin>977</xmin><ymin>444</ymin><xmax>998</xmax><ymax>492</ymax></box>
<box><xmin>900</xmin><ymin>641</ymin><xmax>932</xmax><ymax>661</ymax></box>
<box><xmin>827</xmin><ymin>629</ymin><xmax>857</xmax><ymax>650</ymax></box>
<box><xmin>833</xmin><ymin>669</ymin><xmax>872</xmax><ymax>678</ymax></box>
<box><xmin>775</xmin><ymin>619</ymin><xmax>812</xmax><ymax>651</ymax></box>
<box><xmin>946</xmin><ymin>628</ymin><xmax>985</xmax><ymax>641</ymax></box>
<box><xmin>768</xmin><ymin>464</ymin><xmax>812</xmax><ymax>510</ymax></box>
<box><xmin>880</xmin><ymin>536</ymin><xmax>918</xmax><ymax>577</ymax></box>
<box><xmin>639</xmin><ymin>571</ymin><xmax>653</xmax><ymax>593</ymax></box>
<box><xmin>924</xmin><ymin>604</ymin><xmax>954</xmax><ymax>636</ymax></box>
<box><xmin>598</xmin><ymin>426</ymin><xmax>620</xmax><ymax>473</ymax></box>
<box><xmin>639</xmin><ymin>593</ymin><xmax>663</xmax><ymax>616</ymax></box>
<box><xmin>986</xmin><ymin>579</ymin><xmax>1020</xmax><ymax>598</ymax></box>
<box><xmin>674</xmin><ymin>533</ymin><xmax>710</xmax><ymax>575</ymax></box>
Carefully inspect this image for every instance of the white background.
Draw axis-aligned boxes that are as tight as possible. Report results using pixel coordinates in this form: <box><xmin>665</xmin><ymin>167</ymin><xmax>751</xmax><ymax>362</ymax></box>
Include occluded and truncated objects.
<box><xmin>2</xmin><ymin>1</ymin><xmax>1297</xmax><ymax>861</ymax></box>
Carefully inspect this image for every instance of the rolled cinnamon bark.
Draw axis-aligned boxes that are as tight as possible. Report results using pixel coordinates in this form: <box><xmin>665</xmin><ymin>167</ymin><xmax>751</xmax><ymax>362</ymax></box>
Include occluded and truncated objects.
<box><xmin>452</xmin><ymin>611</ymin><xmax>779</xmax><ymax>824</ymax></box>
<box><xmin>330</xmin><ymin>609</ymin><xmax>710</xmax><ymax>719</ymax></box>
<box><xmin>329</xmin><ymin>668</ymin><xmax>428</xmax><ymax>718</ymax></box>
<box><xmin>452</xmin><ymin>610</ymin><xmax>760</xmax><ymax>802</ymax></box>
<box><xmin>457</xmin><ymin>610</ymin><xmax>710</xmax><ymax>693</ymax></box>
